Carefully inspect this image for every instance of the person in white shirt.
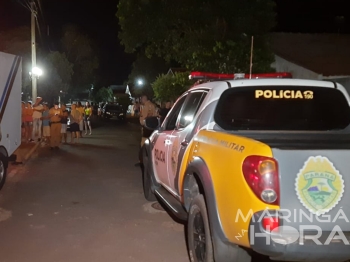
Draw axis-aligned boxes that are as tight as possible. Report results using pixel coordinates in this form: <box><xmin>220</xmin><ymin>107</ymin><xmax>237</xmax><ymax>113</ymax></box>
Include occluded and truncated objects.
<box><xmin>32</xmin><ymin>97</ymin><xmax>44</xmax><ymax>142</ymax></box>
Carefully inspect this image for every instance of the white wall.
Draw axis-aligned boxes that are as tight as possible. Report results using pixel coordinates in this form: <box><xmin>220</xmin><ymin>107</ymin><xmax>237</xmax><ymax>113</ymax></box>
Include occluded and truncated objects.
<box><xmin>272</xmin><ymin>55</ymin><xmax>350</xmax><ymax>93</ymax></box>
<box><xmin>272</xmin><ymin>55</ymin><xmax>322</xmax><ymax>80</ymax></box>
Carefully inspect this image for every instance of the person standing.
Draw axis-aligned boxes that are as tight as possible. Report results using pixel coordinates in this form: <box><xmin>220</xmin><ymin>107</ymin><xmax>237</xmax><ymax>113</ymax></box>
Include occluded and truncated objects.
<box><xmin>133</xmin><ymin>102</ymin><xmax>140</xmax><ymax>116</ymax></box>
<box><xmin>69</xmin><ymin>104</ymin><xmax>81</xmax><ymax>144</ymax></box>
<box><xmin>139</xmin><ymin>95</ymin><xmax>157</xmax><ymax>146</ymax></box>
<box><xmin>32</xmin><ymin>97</ymin><xmax>43</xmax><ymax>142</ymax></box>
<box><xmin>77</xmin><ymin>102</ymin><xmax>85</xmax><ymax>137</ymax></box>
<box><xmin>135</xmin><ymin>95</ymin><xmax>157</xmax><ymax>167</ymax></box>
<box><xmin>41</xmin><ymin>103</ymin><xmax>50</xmax><ymax>145</ymax></box>
<box><xmin>84</xmin><ymin>102</ymin><xmax>92</xmax><ymax>135</ymax></box>
<box><xmin>24</xmin><ymin>101</ymin><xmax>34</xmax><ymax>142</ymax></box>
<box><xmin>60</xmin><ymin>104</ymin><xmax>69</xmax><ymax>144</ymax></box>
<box><xmin>21</xmin><ymin>102</ymin><xmax>26</xmax><ymax>141</ymax></box>
<box><xmin>49</xmin><ymin>102</ymin><xmax>63</xmax><ymax>150</ymax></box>
<box><xmin>97</xmin><ymin>103</ymin><xmax>102</xmax><ymax>117</ymax></box>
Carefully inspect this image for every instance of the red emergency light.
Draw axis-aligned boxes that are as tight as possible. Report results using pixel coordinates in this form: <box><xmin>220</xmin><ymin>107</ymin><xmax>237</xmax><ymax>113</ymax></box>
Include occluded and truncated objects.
<box><xmin>189</xmin><ymin>71</ymin><xmax>292</xmax><ymax>80</ymax></box>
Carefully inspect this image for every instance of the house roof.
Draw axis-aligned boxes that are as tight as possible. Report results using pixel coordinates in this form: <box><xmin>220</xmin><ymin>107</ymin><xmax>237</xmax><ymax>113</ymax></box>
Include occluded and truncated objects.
<box><xmin>109</xmin><ymin>85</ymin><xmax>127</xmax><ymax>94</ymax></box>
<box><xmin>167</xmin><ymin>68</ymin><xmax>187</xmax><ymax>75</ymax></box>
<box><xmin>270</xmin><ymin>33</ymin><xmax>350</xmax><ymax>76</ymax></box>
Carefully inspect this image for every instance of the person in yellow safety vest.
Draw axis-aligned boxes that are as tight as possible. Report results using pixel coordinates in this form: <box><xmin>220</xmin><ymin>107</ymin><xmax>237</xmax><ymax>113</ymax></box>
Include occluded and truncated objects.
<box><xmin>84</xmin><ymin>102</ymin><xmax>93</xmax><ymax>135</ymax></box>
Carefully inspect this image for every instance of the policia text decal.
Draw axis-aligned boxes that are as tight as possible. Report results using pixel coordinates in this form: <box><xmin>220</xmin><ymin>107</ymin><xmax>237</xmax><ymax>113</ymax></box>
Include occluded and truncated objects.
<box><xmin>255</xmin><ymin>90</ymin><xmax>314</xmax><ymax>99</ymax></box>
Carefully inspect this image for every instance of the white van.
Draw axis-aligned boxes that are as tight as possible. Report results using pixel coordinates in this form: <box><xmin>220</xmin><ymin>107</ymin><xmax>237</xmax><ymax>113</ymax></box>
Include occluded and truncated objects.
<box><xmin>0</xmin><ymin>51</ymin><xmax>22</xmax><ymax>189</ymax></box>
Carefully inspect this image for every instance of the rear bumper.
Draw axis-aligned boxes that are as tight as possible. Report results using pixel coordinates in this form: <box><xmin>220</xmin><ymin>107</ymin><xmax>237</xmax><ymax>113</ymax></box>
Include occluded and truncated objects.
<box><xmin>249</xmin><ymin>211</ymin><xmax>350</xmax><ymax>262</ymax></box>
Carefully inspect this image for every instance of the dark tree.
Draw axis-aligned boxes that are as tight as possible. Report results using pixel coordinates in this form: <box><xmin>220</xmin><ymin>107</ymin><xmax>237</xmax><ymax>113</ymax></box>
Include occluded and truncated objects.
<box><xmin>61</xmin><ymin>24</ymin><xmax>99</xmax><ymax>94</ymax></box>
<box><xmin>117</xmin><ymin>0</ymin><xmax>276</xmax><ymax>73</ymax></box>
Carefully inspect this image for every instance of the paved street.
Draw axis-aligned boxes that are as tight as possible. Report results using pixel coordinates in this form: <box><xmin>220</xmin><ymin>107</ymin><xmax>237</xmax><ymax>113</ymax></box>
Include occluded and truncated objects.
<box><xmin>0</xmin><ymin>120</ymin><xmax>271</xmax><ymax>262</ymax></box>
<box><xmin>0</xmin><ymin>121</ymin><xmax>189</xmax><ymax>262</ymax></box>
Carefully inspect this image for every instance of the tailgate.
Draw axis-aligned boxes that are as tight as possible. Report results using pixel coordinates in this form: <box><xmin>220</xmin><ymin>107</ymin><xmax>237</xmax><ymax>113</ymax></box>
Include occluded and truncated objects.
<box><xmin>273</xmin><ymin>148</ymin><xmax>350</xmax><ymax>231</ymax></box>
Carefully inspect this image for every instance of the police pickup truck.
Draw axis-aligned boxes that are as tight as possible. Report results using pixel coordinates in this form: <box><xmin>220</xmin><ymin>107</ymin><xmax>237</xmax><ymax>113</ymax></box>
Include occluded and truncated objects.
<box><xmin>141</xmin><ymin>71</ymin><xmax>350</xmax><ymax>262</ymax></box>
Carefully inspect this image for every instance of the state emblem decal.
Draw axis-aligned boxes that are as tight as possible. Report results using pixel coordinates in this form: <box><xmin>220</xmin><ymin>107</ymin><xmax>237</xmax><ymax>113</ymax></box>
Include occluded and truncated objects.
<box><xmin>295</xmin><ymin>156</ymin><xmax>344</xmax><ymax>216</ymax></box>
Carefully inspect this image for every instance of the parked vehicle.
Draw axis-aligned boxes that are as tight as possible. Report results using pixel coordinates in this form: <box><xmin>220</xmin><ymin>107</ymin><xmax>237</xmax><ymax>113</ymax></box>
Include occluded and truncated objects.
<box><xmin>0</xmin><ymin>52</ymin><xmax>22</xmax><ymax>190</ymax></box>
<box><xmin>102</xmin><ymin>103</ymin><xmax>124</xmax><ymax>120</ymax></box>
<box><xmin>141</xmin><ymin>71</ymin><xmax>350</xmax><ymax>262</ymax></box>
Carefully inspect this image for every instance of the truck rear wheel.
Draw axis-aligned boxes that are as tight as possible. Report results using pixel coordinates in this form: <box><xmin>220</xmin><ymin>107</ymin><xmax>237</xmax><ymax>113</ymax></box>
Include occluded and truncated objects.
<box><xmin>142</xmin><ymin>149</ymin><xmax>156</xmax><ymax>201</ymax></box>
<box><xmin>0</xmin><ymin>157</ymin><xmax>7</xmax><ymax>190</ymax></box>
<box><xmin>188</xmin><ymin>194</ymin><xmax>214</xmax><ymax>262</ymax></box>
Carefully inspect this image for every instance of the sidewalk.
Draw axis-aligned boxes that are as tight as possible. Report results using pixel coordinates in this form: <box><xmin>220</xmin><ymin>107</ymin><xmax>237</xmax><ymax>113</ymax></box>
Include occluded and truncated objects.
<box><xmin>5</xmin><ymin>140</ymin><xmax>39</xmax><ymax>179</ymax></box>
<box><xmin>14</xmin><ymin>141</ymin><xmax>40</xmax><ymax>163</ymax></box>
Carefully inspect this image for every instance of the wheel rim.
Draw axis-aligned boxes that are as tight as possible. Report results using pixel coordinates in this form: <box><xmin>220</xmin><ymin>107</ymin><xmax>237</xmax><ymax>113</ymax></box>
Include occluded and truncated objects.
<box><xmin>193</xmin><ymin>210</ymin><xmax>206</xmax><ymax>262</ymax></box>
<box><xmin>0</xmin><ymin>161</ymin><xmax>4</xmax><ymax>182</ymax></box>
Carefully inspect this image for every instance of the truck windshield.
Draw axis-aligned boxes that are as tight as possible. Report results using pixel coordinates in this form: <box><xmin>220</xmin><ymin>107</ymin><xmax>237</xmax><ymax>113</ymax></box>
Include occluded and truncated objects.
<box><xmin>214</xmin><ymin>85</ymin><xmax>350</xmax><ymax>131</ymax></box>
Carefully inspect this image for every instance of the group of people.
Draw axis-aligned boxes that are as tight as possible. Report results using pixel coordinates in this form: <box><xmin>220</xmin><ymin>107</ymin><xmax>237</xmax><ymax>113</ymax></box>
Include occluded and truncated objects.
<box><xmin>22</xmin><ymin>97</ymin><xmax>93</xmax><ymax>150</ymax></box>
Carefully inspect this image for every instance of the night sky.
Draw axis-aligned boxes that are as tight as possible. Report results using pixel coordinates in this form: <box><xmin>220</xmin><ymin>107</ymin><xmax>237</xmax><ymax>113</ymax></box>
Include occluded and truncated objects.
<box><xmin>1</xmin><ymin>0</ymin><xmax>349</xmax><ymax>85</ymax></box>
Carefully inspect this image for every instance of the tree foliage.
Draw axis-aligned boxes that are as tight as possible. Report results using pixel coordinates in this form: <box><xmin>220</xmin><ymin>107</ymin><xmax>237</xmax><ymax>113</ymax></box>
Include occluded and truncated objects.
<box><xmin>127</xmin><ymin>54</ymin><xmax>171</xmax><ymax>97</ymax></box>
<box><xmin>0</xmin><ymin>26</ymin><xmax>32</xmax><ymax>92</ymax></box>
<box><xmin>117</xmin><ymin>0</ymin><xmax>276</xmax><ymax>73</ymax></box>
<box><xmin>95</xmin><ymin>87</ymin><xmax>113</xmax><ymax>102</ymax></box>
<box><xmin>152</xmin><ymin>72</ymin><xmax>193</xmax><ymax>102</ymax></box>
<box><xmin>61</xmin><ymin>24</ymin><xmax>99</xmax><ymax>92</ymax></box>
<box><xmin>48</xmin><ymin>52</ymin><xmax>73</xmax><ymax>92</ymax></box>
<box><xmin>0</xmin><ymin>24</ymin><xmax>100</xmax><ymax>102</ymax></box>
<box><xmin>38</xmin><ymin>51</ymin><xmax>74</xmax><ymax>103</ymax></box>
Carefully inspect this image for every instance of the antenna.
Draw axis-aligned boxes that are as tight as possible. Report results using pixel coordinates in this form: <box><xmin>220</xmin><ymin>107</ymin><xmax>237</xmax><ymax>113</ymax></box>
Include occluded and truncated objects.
<box><xmin>249</xmin><ymin>36</ymin><xmax>254</xmax><ymax>79</ymax></box>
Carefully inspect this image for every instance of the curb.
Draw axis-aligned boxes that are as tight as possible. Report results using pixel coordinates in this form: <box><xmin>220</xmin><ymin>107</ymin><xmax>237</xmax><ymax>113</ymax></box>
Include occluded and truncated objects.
<box><xmin>24</xmin><ymin>142</ymin><xmax>40</xmax><ymax>161</ymax></box>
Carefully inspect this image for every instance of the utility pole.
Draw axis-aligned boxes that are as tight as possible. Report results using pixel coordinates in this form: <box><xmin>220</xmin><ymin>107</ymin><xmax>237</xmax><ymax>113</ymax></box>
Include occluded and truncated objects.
<box><xmin>31</xmin><ymin>1</ymin><xmax>37</xmax><ymax>101</ymax></box>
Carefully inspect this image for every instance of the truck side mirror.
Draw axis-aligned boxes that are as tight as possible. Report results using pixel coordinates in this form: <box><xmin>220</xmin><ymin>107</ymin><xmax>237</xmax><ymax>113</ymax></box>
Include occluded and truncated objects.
<box><xmin>144</xmin><ymin>116</ymin><xmax>160</xmax><ymax>130</ymax></box>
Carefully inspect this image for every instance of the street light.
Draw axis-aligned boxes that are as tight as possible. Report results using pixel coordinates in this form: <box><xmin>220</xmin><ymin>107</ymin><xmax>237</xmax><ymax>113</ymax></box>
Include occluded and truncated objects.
<box><xmin>137</xmin><ymin>79</ymin><xmax>143</xmax><ymax>86</ymax></box>
<box><xmin>29</xmin><ymin>67</ymin><xmax>43</xmax><ymax>101</ymax></box>
<box><xmin>29</xmin><ymin>67</ymin><xmax>43</xmax><ymax>78</ymax></box>
<box><xmin>32</xmin><ymin>67</ymin><xmax>43</xmax><ymax>77</ymax></box>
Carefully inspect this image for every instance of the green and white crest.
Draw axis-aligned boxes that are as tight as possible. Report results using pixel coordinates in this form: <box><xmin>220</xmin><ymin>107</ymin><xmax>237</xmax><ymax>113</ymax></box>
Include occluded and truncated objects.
<box><xmin>295</xmin><ymin>156</ymin><xmax>345</xmax><ymax>216</ymax></box>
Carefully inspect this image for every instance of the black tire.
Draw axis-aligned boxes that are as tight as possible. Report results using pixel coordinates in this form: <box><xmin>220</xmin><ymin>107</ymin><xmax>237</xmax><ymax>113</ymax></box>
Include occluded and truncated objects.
<box><xmin>0</xmin><ymin>157</ymin><xmax>7</xmax><ymax>191</ymax></box>
<box><xmin>142</xmin><ymin>149</ymin><xmax>156</xmax><ymax>201</ymax></box>
<box><xmin>188</xmin><ymin>194</ymin><xmax>214</xmax><ymax>262</ymax></box>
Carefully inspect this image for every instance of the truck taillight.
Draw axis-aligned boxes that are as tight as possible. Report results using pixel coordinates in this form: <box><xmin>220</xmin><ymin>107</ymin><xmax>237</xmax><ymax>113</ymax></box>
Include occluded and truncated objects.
<box><xmin>262</xmin><ymin>217</ymin><xmax>279</xmax><ymax>232</ymax></box>
<box><xmin>242</xmin><ymin>156</ymin><xmax>280</xmax><ymax>205</ymax></box>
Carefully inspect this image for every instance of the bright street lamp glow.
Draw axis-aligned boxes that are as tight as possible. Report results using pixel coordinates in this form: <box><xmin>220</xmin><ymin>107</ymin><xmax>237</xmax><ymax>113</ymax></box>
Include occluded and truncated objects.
<box><xmin>137</xmin><ymin>80</ymin><xmax>143</xmax><ymax>86</ymax></box>
<box><xmin>31</xmin><ymin>67</ymin><xmax>43</xmax><ymax>77</ymax></box>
